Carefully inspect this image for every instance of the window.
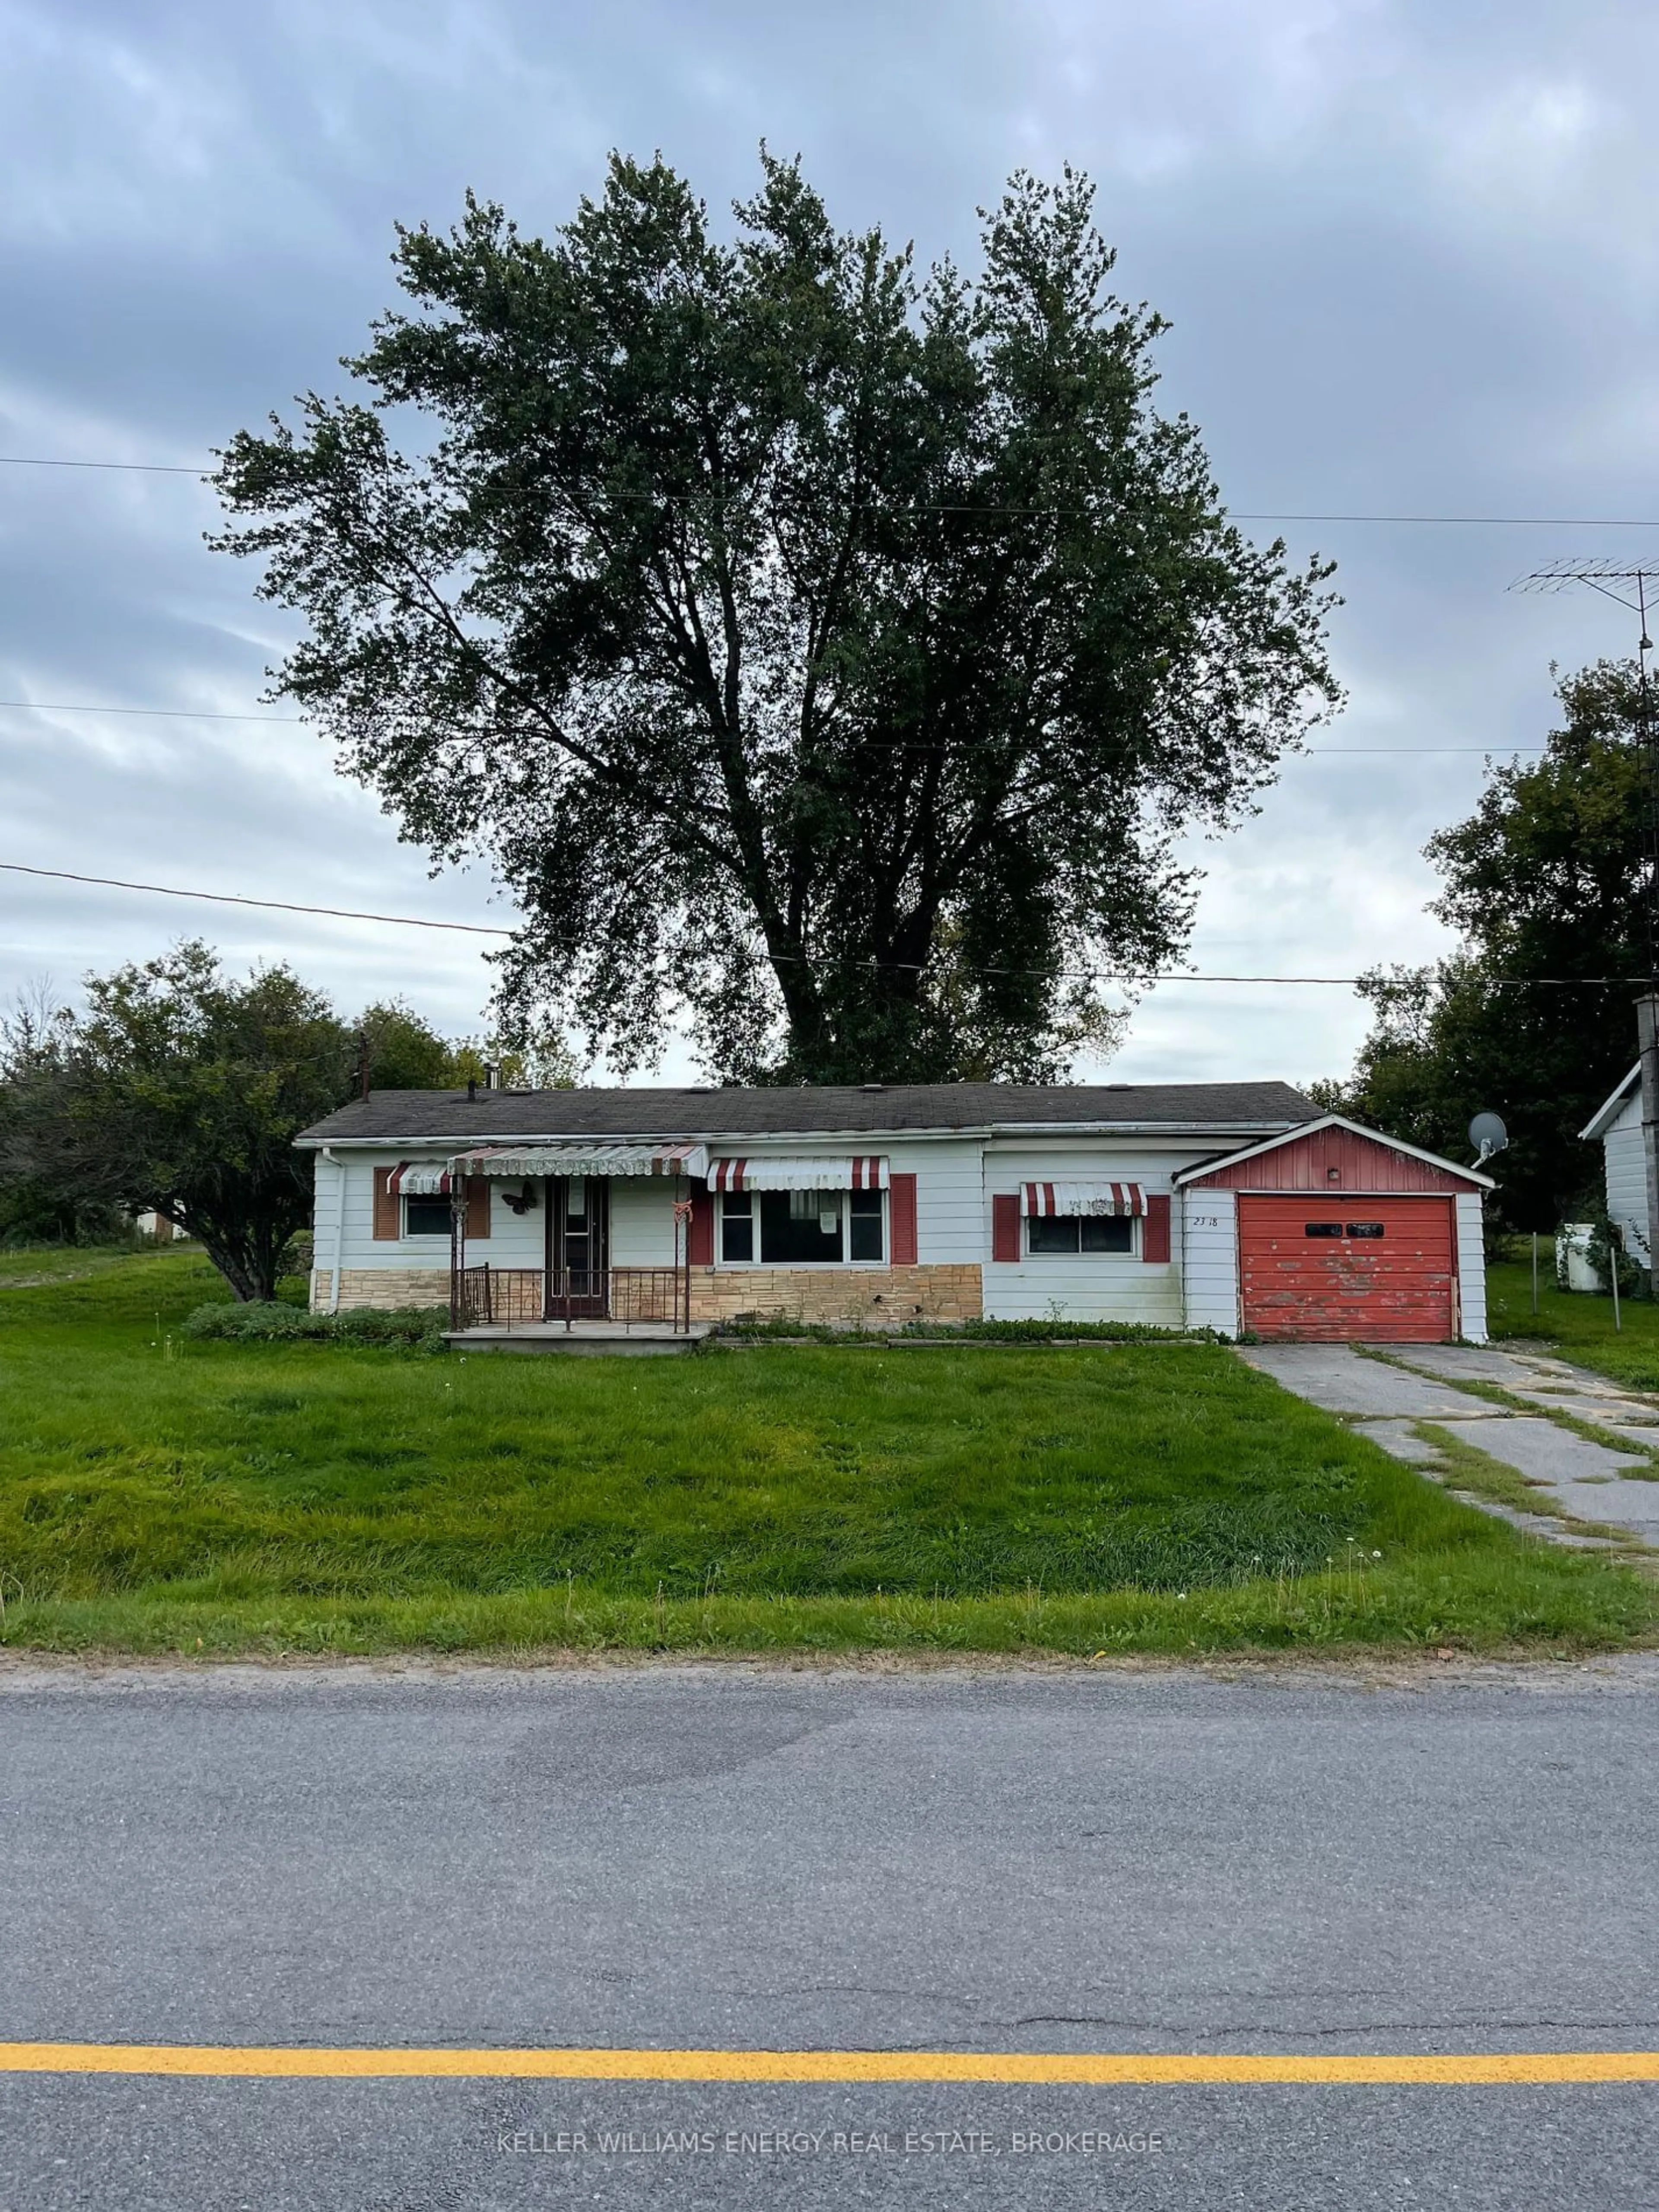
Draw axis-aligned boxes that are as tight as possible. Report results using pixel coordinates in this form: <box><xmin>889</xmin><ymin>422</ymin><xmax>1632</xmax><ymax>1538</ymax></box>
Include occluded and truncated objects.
<box><xmin>718</xmin><ymin>1187</ymin><xmax>887</xmax><ymax>1265</ymax></box>
<box><xmin>849</xmin><ymin>1187</ymin><xmax>884</xmax><ymax>1262</ymax></box>
<box><xmin>1303</xmin><ymin>1222</ymin><xmax>1344</xmax><ymax>1239</ymax></box>
<box><xmin>1027</xmin><ymin>1214</ymin><xmax>1134</xmax><ymax>1256</ymax></box>
<box><xmin>404</xmin><ymin>1195</ymin><xmax>451</xmax><ymax>1237</ymax></box>
<box><xmin>721</xmin><ymin>1189</ymin><xmax>754</xmax><ymax>1262</ymax></box>
<box><xmin>760</xmin><ymin>1189</ymin><xmax>843</xmax><ymax>1264</ymax></box>
<box><xmin>1346</xmin><ymin>1221</ymin><xmax>1386</xmax><ymax>1239</ymax></box>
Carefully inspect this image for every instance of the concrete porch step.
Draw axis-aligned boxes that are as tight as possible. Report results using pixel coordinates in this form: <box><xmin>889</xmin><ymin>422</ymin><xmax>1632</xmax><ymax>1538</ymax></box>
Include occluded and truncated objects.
<box><xmin>445</xmin><ymin>1323</ymin><xmax>713</xmax><ymax>1357</ymax></box>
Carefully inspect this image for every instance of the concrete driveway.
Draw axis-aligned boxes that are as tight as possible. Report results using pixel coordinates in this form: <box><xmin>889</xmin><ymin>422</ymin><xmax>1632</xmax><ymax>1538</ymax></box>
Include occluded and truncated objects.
<box><xmin>1238</xmin><ymin>1343</ymin><xmax>1659</xmax><ymax>1549</ymax></box>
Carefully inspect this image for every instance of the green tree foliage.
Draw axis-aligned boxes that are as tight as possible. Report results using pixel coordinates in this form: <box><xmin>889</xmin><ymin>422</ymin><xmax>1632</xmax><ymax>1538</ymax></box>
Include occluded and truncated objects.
<box><xmin>61</xmin><ymin>944</ymin><xmax>352</xmax><ymax>1299</ymax></box>
<box><xmin>0</xmin><ymin>986</ymin><xmax>124</xmax><ymax>1246</ymax></box>
<box><xmin>213</xmin><ymin>152</ymin><xmax>1339</xmax><ymax>1082</ymax></box>
<box><xmin>356</xmin><ymin>1000</ymin><xmax>456</xmax><ymax>1090</ymax></box>
<box><xmin>0</xmin><ymin>947</ymin><xmax>354</xmax><ymax>1297</ymax></box>
<box><xmin>1329</xmin><ymin>661</ymin><xmax>1649</xmax><ymax>1230</ymax></box>
<box><xmin>356</xmin><ymin>998</ymin><xmax>577</xmax><ymax>1090</ymax></box>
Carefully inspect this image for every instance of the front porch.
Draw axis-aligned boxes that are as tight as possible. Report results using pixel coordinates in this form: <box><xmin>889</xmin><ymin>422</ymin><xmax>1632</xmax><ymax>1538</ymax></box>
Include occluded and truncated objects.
<box><xmin>451</xmin><ymin>1263</ymin><xmax>695</xmax><ymax>1340</ymax></box>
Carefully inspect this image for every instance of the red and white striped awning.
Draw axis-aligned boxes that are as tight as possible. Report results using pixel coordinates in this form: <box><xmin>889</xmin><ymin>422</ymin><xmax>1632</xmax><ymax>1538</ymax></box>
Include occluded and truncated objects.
<box><xmin>452</xmin><ymin>1142</ymin><xmax>708</xmax><ymax>1181</ymax></box>
<box><xmin>1022</xmin><ymin>1180</ymin><xmax>1147</xmax><ymax>1217</ymax></box>
<box><xmin>709</xmin><ymin>1154</ymin><xmax>888</xmax><ymax>1192</ymax></box>
<box><xmin>397</xmin><ymin>1144</ymin><xmax>708</xmax><ymax>1194</ymax></box>
<box><xmin>387</xmin><ymin>1160</ymin><xmax>454</xmax><ymax>1197</ymax></box>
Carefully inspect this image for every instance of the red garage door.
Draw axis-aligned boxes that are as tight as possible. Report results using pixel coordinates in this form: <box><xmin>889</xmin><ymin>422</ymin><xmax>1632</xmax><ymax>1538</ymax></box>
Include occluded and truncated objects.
<box><xmin>1238</xmin><ymin>1196</ymin><xmax>1456</xmax><ymax>1342</ymax></box>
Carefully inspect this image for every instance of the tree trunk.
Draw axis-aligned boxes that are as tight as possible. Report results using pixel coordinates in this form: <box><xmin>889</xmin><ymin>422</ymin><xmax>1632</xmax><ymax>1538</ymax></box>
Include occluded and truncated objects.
<box><xmin>199</xmin><ymin>1239</ymin><xmax>264</xmax><ymax>1303</ymax></box>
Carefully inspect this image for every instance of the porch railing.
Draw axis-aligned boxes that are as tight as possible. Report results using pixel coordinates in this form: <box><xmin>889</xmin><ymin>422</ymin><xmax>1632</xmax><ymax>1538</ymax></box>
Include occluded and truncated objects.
<box><xmin>451</xmin><ymin>1265</ymin><xmax>690</xmax><ymax>1334</ymax></box>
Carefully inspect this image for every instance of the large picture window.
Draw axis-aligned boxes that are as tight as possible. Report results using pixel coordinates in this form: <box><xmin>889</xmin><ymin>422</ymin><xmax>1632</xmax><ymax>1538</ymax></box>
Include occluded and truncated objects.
<box><xmin>720</xmin><ymin>1187</ymin><xmax>886</xmax><ymax>1265</ymax></box>
<box><xmin>1027</xmin><ymin>1214</ymin><xmax>1134</xmax><ymax>1256</ymax></box>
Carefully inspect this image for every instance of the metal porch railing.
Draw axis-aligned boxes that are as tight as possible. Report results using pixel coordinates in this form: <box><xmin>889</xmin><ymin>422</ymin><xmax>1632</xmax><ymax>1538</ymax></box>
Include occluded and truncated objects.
<box><xmin>451</xmin><ymin>1265</ymin><xmax>691</xmax><ymax>1333</ymax></box>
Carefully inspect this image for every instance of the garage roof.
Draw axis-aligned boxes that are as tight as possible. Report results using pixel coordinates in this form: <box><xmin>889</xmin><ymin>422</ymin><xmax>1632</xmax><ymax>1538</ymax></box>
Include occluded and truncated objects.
<box><xmin>1174</xmin><ymin>1114</ymin><xmax>1494</xmax><ymax>1191</ymax></box>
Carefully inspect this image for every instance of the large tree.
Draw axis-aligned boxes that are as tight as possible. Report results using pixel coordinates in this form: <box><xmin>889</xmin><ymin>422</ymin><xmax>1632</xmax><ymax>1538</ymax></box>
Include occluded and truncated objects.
<box><xmin>1324</xmin><ymin>661</ymin><xmax>1650</xmax><ymax>1230</ymax></box>
<box><xmin>1</xmin><ymin>945</ymin><xmax>352</xmax><ymax>1299</ymax></box>
<box><xmin>213</xmin><ymin>153</ymin><xmax>1340</xmax><ymax>1082</ymax></box>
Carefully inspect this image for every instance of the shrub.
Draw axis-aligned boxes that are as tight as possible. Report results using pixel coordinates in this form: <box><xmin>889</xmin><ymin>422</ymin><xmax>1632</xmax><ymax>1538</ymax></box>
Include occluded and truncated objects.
<box><xmin>709</xmin><ymin>1314</ymin><xmax>1218</xmax><ymax>1345</ymax></box>
<box><xmin>180</xmin><ymin>1301</ymin><xmax>448</xmax><ymax>1350</ymax></box>
<box><xmin>951</xmin><ymin>1316</ymin><xmax>1219</xmax><ymax>1344</ymax></box>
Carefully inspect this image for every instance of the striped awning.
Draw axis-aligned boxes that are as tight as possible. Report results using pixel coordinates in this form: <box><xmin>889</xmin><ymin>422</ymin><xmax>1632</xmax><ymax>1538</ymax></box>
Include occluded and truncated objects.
<box><xmin>709</xmin><ymin>1154</ymin><xmax>888</xmax><ymax>1192</ymax></box>
<box><xmin>387</xmin><ymin>1160</ymin><xmax>454</xmax><ymax>1197</ymax></box>
<box><xmin>1022</xmin><ymin>1180</ymin><xmax>1147</xmax><ymax>1217</ymax></box>
<box><xmin>447</xmin><ymin>1142</ymin><xmax>708</xmax><ymax>1182</ymax></box>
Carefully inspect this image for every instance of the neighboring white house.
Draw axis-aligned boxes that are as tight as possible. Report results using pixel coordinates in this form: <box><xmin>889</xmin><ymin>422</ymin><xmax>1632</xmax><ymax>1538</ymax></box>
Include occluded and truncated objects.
<box><xmin>1580</xmin><ymin>1065</ymin><xmax>1652</xmax><ymax>1271</ymax></box>
<box><xmin>294</xmin><ymin>1083</ymin><xmax>1492</xmax><ymax>1342</ymax></box>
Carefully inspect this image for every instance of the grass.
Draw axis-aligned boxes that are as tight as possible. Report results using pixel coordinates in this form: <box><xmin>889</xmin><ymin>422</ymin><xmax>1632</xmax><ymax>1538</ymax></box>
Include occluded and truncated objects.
<box><xmin>0</xmin><ymin>1249</ymin><xmax>1652</xmax><ymax>1658</ymax></box>
<box><xmin>0</xmin><ymin>1242</ymin><xmax>148</xmax><ymax>1289</ymax></box>
<box><xmin>1488</xmin><ymin>1259</ymin><xmax>1659</xmax><ymax>1394</ymax></box>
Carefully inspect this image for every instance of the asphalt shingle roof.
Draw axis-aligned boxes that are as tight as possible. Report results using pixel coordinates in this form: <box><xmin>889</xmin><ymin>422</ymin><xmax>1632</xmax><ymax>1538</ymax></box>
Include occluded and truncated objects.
<box><xmin>297</xmin><ymin>1080</ymin><xmax>1316</xmax><ymax>1146</ymax></box>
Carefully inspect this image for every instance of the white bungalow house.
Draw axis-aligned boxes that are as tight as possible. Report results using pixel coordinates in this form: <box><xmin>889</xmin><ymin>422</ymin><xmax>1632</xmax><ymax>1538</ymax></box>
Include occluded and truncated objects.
<box><xmin>295</xmin><ymin>1083</ymin><xmax>1491</xmax><ymax>1344</ymax></box>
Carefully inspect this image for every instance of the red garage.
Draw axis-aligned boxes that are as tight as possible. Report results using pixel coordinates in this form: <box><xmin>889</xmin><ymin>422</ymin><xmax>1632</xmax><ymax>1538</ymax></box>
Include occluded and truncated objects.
<box><xmin>1176</xmin><ymin>1116</ymin><xmax>1492</xmax><ymax>1344</ymax></box>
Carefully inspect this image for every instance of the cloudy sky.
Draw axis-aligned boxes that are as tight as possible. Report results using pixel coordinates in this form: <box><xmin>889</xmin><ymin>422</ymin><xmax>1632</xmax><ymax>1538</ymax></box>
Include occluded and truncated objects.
<box><xmin>2</xmin><ymin>0</ymin><xmax>1655</xmax><ymax>1087</ymax></box>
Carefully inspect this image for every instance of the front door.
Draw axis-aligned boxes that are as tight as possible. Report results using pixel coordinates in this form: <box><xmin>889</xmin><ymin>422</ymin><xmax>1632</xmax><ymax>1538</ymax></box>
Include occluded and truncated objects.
<box><xmin>547</xmin><ymin>1176</ymin><xmax>610</xmax><ymax>1319</ymax></box>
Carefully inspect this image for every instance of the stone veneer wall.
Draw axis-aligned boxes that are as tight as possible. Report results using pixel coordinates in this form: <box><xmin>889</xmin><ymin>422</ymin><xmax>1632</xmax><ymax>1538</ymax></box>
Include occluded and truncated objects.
<box><xmin>688</xmin><ymin>1264</ymin><xmax>982</xmax><ymax>1327</ymax></box>
<box><xmin>312</xmin><ymin>1267</ymin><xmax>450</xmax><ymax>1312</ymax></box>
<box><xmin>312</xmin><ymin>1263</ymin><xmax>984</xmax><ymax>1327</ymax></box>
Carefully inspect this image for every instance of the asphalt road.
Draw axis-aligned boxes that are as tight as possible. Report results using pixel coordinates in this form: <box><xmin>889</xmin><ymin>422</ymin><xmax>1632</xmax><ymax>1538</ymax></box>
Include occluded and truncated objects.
<box><xmin>2</xmin><ymin>1656</ymin><xmax>1656</xmax><ymax>2209</ymax></box>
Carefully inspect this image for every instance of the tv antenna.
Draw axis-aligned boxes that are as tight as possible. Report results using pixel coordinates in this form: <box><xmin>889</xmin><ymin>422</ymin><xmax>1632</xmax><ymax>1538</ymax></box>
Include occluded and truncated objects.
<box><xmin>1514</xmin><ymin>557</ymin><xmax>1659</xmax><ymax>1287</ymax></box>
<box><xmin>1512</xmin><ymin>557</ymin><xmax>1659</xmax><ymax>978</ymax></box>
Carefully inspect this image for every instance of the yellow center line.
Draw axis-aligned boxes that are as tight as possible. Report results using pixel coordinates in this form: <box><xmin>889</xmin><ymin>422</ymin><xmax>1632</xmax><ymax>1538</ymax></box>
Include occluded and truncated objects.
<box><xmin>0</xmin><ymin>2045</ymin><xmax>1654</xmax><ymax>2085</ymax></box>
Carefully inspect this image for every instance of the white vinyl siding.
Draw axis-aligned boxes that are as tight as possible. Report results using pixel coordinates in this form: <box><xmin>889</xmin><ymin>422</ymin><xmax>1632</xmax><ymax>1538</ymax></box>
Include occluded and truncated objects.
<box><xmin>895</xmin><ymin>1138</ymin><xmax>982</xmax><ymax>1267</ymax></box>
<box><xmin>1180</xmin><ymin>1189</ymin><xmax>1239</xmax><ymax>1337</ymax></box>
<box><xmin>981</xmin><ymin>1144</ymin><xmax>1194</xmax><ymax>1324</ymax></box>
<box><xmin>1603</xmin><ymin>1092</ymin><xmax>1651</xmax><ymax>1270</ymax></box>
<box><xmin>1454</xmin><ymin>1192</ymin><xmax>1487</xmax><ymax>1344</ymax></box>
<box><xmin>607</xmin><ymin>1175</ymin><xmax>680</xmax><ymax>1266</ymax></box>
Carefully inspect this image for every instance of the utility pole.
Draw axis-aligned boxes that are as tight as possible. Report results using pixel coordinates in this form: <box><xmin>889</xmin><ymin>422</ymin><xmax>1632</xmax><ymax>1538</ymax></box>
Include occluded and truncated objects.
<box><xmin>1515</xmin><ymin>559</ymin><xmax>1659</xmax><ymax>1284</ymax></box>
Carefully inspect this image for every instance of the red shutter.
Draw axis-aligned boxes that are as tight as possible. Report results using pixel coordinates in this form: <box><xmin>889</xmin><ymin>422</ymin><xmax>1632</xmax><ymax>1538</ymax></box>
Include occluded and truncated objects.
<box><xmin>687</xmin><ymin>1188</ymin><xmax>715</xmax><ymax>1266</ymax></box>
<box><xmin>372</xmin><ymin>1165</ymin><xmax>401</xmax><ymax>1241</ymax></box>
<box><xmin>888</xmin><ymin>1172</ymin><xmax>918</xmax><ymax>1265</ymax></box>
<box><xmin>1142</xmin><ymin>1192</ymin><xmax>1171</xmax><ymax>1263</ymax></box>
<box><xmin>992</xmin><ymin>1192</ymin><xmax>1021</xmax><ymax>1262</ymax></box>
<box><xmin>464</xmin><ymin>1176</ymin><xmax>490</xmax><ymax>1241</ymax></box>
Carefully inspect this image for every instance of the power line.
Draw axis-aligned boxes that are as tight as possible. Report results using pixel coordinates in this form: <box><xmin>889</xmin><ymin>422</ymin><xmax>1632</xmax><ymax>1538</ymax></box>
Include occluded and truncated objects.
<box><xmin>2</xmin><ymin>451</ymin><xmax>1659</xmax><ymax>529</ymax></box>
<box><xmin>0</xmin><ymin>700</ymin><xmax>299</xmax><ymax>723</ymax></box>
<box><xmin>0</xmin><ymin>455</ymin><xmax>200</xmax><ymax>475</ymax></box>
<box><xmin>0</xmin><ymin>700</ymin><xmax>1552</xmax><ymax>756</ymax></box>
<box><xmin>0</xmin><ymin>860</ymin><xmax>509</xmax><ymax>935</ymax></box>
<box><xmin>0</xmin><ymin>858</ymin><xmax>1647</xmax><ymax>987</ymax></box>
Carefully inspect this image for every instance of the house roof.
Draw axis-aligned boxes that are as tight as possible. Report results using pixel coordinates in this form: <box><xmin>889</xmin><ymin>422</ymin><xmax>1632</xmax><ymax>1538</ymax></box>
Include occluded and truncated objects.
<box><xmin>1580</xmin><ymin>1065</ymin><xmax>1641</xmax><ymax>1142</ymax></box>
<box><xmin>296</xmin><ymin>1079</ymin><xmax>1317</xmax><ymax>1148</ymax></box>
<box><xmin>1173</xmin><ymin>1112</ymin><xmax>1495</xmax><ymax>1191</ymax></box>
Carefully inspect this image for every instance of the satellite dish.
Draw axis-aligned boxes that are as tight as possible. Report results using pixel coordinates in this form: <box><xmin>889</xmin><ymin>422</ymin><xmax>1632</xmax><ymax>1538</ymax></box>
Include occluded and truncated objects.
<box><xmin>1469</xmin><ymin>1111</ymin><xmax>1508</xmax><ymax>1164</ymax></box>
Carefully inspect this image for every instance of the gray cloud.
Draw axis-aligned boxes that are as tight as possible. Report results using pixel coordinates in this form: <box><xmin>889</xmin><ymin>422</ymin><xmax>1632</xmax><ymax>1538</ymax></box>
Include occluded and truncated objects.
<box><xmin>1</xmin><ymin>0</ymin><xmax>1654</xmax><ymax>1081</ymax></box>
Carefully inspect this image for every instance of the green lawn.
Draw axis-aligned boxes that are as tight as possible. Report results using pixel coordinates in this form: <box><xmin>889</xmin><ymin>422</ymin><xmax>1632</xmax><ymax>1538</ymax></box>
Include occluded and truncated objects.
<box><xmin>0</xmin><ymin>1250</ymin><xmax>1651</xmax><ymax>1657</ymax></box>
<box><xmin>1487</xmin><ymin>1258</ymin><xmax>1659</xmax><ymax>1392</ymax></box>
